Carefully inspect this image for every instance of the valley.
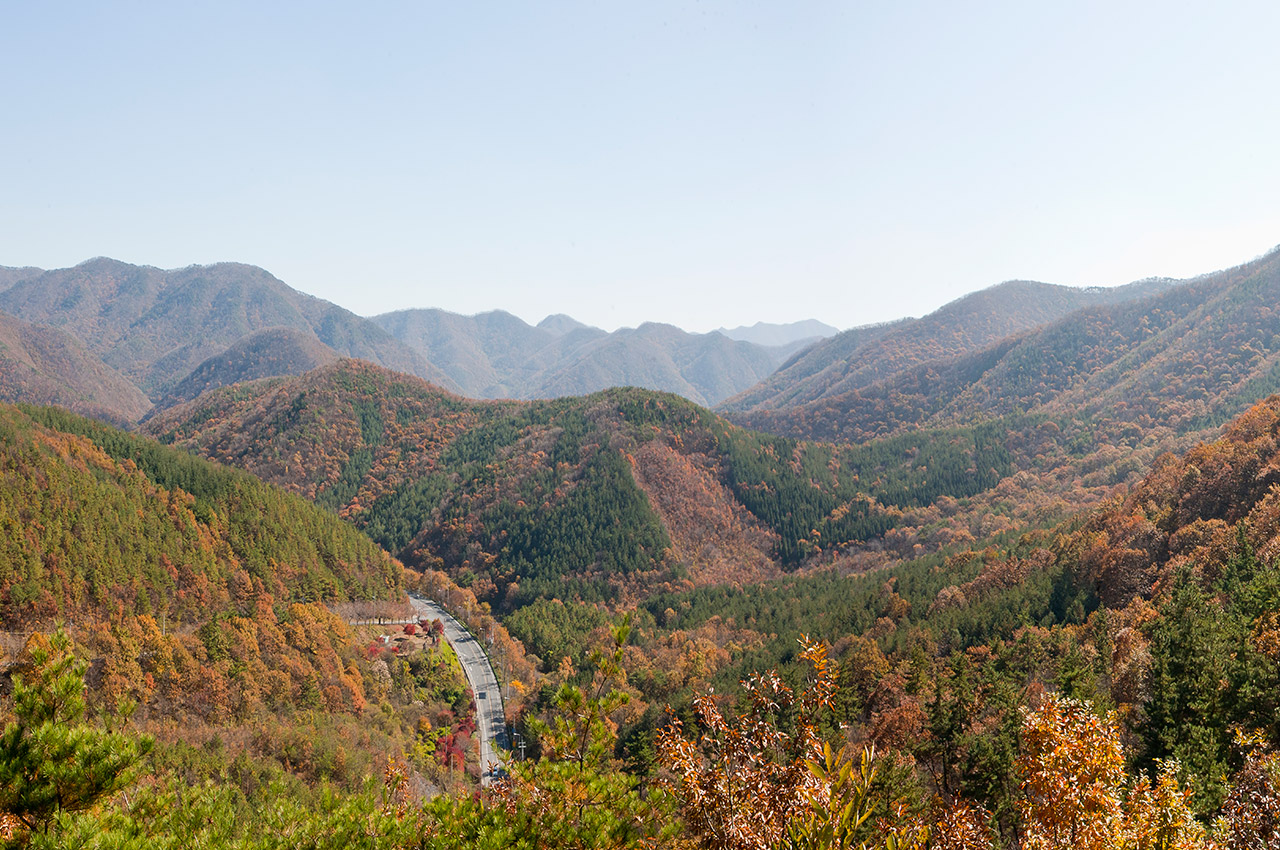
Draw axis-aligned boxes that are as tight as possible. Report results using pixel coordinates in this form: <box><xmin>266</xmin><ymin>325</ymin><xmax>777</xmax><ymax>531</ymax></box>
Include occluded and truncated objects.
<box><xmin>5</xmin><ymin>246</ymin><xmax>1280</xmax><ymax>846</ymax></box>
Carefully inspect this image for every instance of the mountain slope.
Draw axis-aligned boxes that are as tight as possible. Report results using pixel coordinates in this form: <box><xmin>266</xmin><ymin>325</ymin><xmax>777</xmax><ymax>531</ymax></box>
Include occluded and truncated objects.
<box><xmin>0</xmin><ymin>402</ymin><xmax>402</xmax><ymax>627</ymax></box>
<box><xmin>1055</xmin><ymin>392</ymin><xmax>1280</xmax><ymax>607</ymax></box>
<box><xmin>148</xmin><ymin>326</ymin><xmax>340</xmax><ymax>413</ymax></box>
<box><xmin>0</xmin><ymin>401</ymin><xmax>512</xmax><ymax>781</ymax></box>
<box><xmin>144</xmin><ymin>360</ymin><xmax>1015</xmax><ymax>609</ymax></box>
<box><xmin>0</xmin><ymin>312</ymin><xmax>151</xmax><ymax>423</ymax></box>
<box><xmin>721</xmin><ymin>277</ymin><xmax>1174</xmax><ymax>414</ymax></box>
<box><xmin>0</xmin><ymin>265</ymin><xmax>42</xmax><ymax>292</ymax></box>
<box><xmin>0</xmin><ymin>258</ymin><xmax>455</xmax><ymax>400</ymax></box>
<box><xmin>731</xmin><ymin>249</ymin><xmax>1280</xmax><ymax>445</ymax></box>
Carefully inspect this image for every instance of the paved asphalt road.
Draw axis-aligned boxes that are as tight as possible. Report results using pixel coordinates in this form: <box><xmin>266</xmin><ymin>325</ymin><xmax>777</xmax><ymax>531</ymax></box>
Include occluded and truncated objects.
<box><xmin>408</xmin><ymin>594</ymin><xmax>507</xmax><ymax>785</ymax></box>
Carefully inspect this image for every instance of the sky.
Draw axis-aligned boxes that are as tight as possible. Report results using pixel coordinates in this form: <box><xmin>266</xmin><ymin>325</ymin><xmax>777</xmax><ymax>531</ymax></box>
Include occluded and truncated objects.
<box><xmin>3</xmin><ymin>2</ymin><xmax>1279</xmax><ymax>333</ymax></box>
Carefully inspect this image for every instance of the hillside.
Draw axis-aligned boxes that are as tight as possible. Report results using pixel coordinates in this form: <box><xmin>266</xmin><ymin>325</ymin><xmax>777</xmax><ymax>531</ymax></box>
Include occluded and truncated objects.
<box><xmin>24</xmin><ymin>382</ymin><xmax>1280</xmax><ymax>850</ymax></box>
<box><xmin>0</xmin><ymin>401</ymin><xmax>416</xmax><ymax>737</ymax></box>
<box><xmin>371</xmin><ymin>309</ymin><xmax>795</xmax><ymax>405</ymax></box>
<box><xmin>720</xmin><ymin>277</ymin><xmax>1173</xmax><ymax>414</ymax></box>
<box><xmin>0</xmin><ymin>312</ymin><xmax>151</xmax><ymax>424</ymax></box>
<box><xmin>144</xmin><ymin>359</ymin><xmax>1015</xmax><ymax>612</ymax></box>
<box><xmin>729</xmin><ymin>249</ymin><xmax>1280</xmax><ymax>447</ymax></box>
<box><xmin>0</xmin><ymin>258</ymin><xmax>454</xmax><ymax>401</ymax></box>
<box><xmin>0</xmin><ymin>402</ymin><xmax>544</xmax><ymax>832</ymax></box>
<box><xmin>148</xmin><ymin>326</ymin><xmax>341</xmax><ymax>413</ymax></box>
<box><xmin>0</xmin><ymin>403</ymin><xmax>402</xmax><ymax>627</ymax></box>
<box><xmin>0</xmin><ymin>265</ymin><xmax>41</xmax><ymax>292</ymax></box>
<box><xmin>614</xmin><ymin>391</ymin><xmax>1280</xmax><ymax>836</ymax></box>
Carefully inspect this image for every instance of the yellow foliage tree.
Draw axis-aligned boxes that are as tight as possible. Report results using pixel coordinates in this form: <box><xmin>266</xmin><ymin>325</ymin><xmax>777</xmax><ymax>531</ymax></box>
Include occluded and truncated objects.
<box><xmin>1018</xmin><ymin>695</ymin><xmax>1205</xmax><ymax>850</ymax></box>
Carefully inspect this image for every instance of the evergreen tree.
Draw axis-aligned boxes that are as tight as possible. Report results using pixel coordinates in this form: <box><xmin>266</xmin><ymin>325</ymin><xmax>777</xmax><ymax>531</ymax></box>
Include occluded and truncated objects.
<box><xmin>1141</xmin><ymin>567</ymin><xmax>1235</xmax><ymax>811</ymax></box>
<box><xmin>0</xmin><ymin>628</ymin><xmax>153</xmax><ymax>838</ymax></box>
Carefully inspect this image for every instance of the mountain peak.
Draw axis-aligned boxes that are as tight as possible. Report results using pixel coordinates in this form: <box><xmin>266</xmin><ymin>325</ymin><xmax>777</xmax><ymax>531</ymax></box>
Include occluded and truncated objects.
<box><xmin>537</xmin><ymin>314</ymin><xmax>590</xmax><ymax>335</ymax></box>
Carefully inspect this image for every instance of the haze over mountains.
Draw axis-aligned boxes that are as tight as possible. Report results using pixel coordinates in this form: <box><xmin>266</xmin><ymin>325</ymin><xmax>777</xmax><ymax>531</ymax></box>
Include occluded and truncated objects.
<box><xmin>720</xmin><ymin>250</ymin><xmax>1280</xmax><ymax>448</ymax></box>
<box><xmin>718</xmin><ymin>277</ymin><xmax>1176</xmax><ymax>415</ymax></box>
<box><xmin>370</xmin><ymin>307</ymin><xmax>821</xmax><ymax>406</ymax></box>
<box><xmin>714</xmin><ymin>319</ymin><xmax>839</xmax><ymax>347</ymax></box>
<box><xmin>0</xmin><ymin>258</ymin><xmax>835</xmax><ymax>418</ymax></box>
<box><xmin>0</xmin><ymin>258</ymin><xmax>451</xmax><ymax>406</ymax></box>
<box><xmin>12</xmin><ymin>243</ymin><xmax>1280</xmax><ymax>843</ymax></box>
<box><xmin>2</xmin><ymin>248</ymin><xmax>1278</xmax><ymax>443</ymax></box>
<box><xmin>0</xmin><ymin>311</ymin><xmax>151</xmax><ymax>424</ymax></box>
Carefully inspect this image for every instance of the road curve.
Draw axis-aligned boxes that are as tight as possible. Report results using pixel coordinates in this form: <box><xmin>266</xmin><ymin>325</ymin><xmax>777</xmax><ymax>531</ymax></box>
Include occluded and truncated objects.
<box><xmin>408</xmin><ymin>594</ymin><xmax>507</xmax><ymax>785</ymax></box>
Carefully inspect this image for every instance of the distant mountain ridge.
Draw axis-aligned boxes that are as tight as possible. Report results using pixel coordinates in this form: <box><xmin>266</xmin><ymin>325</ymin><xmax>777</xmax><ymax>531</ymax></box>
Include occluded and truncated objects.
<box><xmin>370</xmin><ymin>309</ymin><xmax>797</xmax><ymax>406</ymax></box>
<box><xmin>724</xmin><ymin>249</ymin><xmax>1280</xmax><ymax>446</ymax></box>
<box><xmin>0</xmin><ymin>265</ymin><xmax>42</xmax><ymax>292</ymax></box>
<box><xmin>0</xmin><ymin>258</ymin><xmax>454</xmax><ymax>400</ymax></box>
<box><xmin>0</xmin><ymin>259</ymin><xmax>842</xmax><ymax>418</ymax></box>
<box><xmin>147</xmin><ymin>326</ymin><xmax>341</xmax><ymax>415</ymax></box>
<box><xmin>715</xmin><ymin>319</ymin><xmax>839</xmax><ymax>347</ymax></box>
<box><xmin>719</xmin><ymin>277</ymin><xmax>1176</xmax><ymax>415</ymax></box>
<box><xmin>0</xmin><ymin>253</ymin><xmax>1262</xmax><ymax>433</ymax></box>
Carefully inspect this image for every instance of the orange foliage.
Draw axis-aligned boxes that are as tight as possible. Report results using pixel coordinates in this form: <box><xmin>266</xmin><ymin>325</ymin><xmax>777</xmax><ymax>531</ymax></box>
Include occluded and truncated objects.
<box><xmin>629</xmin><ymin>440</ymin><xmax>779</xmax><ymax>589</ymax></box>
<box><xmin>657</xmin><ymin>638</ymin><xmax>837</xmax><ymax>850</ymax></box>
<box><xmin>1018</xmin><ymin>694</ymin><xmax>1206</xmax><ymax>850</ymax></box>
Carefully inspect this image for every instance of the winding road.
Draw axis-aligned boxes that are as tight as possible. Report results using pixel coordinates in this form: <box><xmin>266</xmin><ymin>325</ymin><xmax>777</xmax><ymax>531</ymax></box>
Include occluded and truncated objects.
<box><xmin>408</xmin><ymin>594</ymin><xmax>507</xmax><ymax>785</ymax></box>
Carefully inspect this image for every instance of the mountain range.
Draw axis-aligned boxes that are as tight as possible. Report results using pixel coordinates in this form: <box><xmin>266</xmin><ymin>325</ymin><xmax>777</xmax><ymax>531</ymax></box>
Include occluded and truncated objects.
<box><xmin>0</xmin><ymin>258</ymin><xmax>449</xmax><ymax>404</ymax></box>
<box><xmin>368</xmin><ymin>308</ymin><xmax>814</xmax><ymax>406</ymax></box>
<box><xmin>721</xmin><ymin>250</ymin><xmax>1280</xmax><ymax>447</ymax></box>
<box><xmin>0</xmin><ymin>259</ymin><xmax>832</xmax><ymax>419</ymax></box>
<box><xmin>124</xmin><ymin>245</ymin><xmax>1280</xmax><ymax>606</ymax></box>
<box><xmin>718</xmin><ymin>277</ymin><xmax>1176</xmax><ymax>416</ymax></box>
<box><xmin>10</xmin><ymin>243</ymin><xmax>1280</xmax><ymax>842</ymax></box>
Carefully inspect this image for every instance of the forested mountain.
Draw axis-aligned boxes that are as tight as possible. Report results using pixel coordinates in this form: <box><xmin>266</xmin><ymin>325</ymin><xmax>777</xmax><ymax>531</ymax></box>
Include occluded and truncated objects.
<box><xmin>144</xmin><ymin>359</ymin><xmax>1014</xmax><ymax>613</ymax></box>
<box><xmin>14</xmin><ymin>247</ymin><xmax>1280</xmax><ymax>845</ymax></box>
<box><xmin>720</xmin><ymin>276</ymin><xmax>1174</xmax><ymax>415</ymax></box>
<box><xmin>147</xmin><ymin>327</ymin><xmax>340</xmax><ymax>414</ymax></box>
<box><xmin>728</xmin><ymin>248</ymin><xmax>1280</xmax><ymax>446</ymax></box>
<box><xmin>371</xmin><ymin>308</ymin><xmax>798</xmax><ymax>405</ymax></box>
<box><xmin>0</xmin><ymin>403</ymin><xmax>540</xmax><ymax>836</ymax></box>
<box><xmin>21</xmin><ymin>368</ymin><xmax>1280</xmax><ymax>848</ymax></box>
<box><xmin>0</xmin><ymin>402</ymin><xmax>407</xmax><ymax>725</ymax></box>
<box><xmin>0</xmin><ymin>403</ymin><xmax>402</xmax><ymax>627</ymax></box>
<box><xmin>612</xmin><ymin>391</ymin><xmax>1280</xmax><ymax>841</ymax></box>
<box><xmin>0</xmin><ymin>312</ymin><xmax>150</xmax><ymax>424</ymax></box>
<box><xmin>0</xmin><ymin>258</ymin><xmax>454</xmax><ymax>402</ymax></box>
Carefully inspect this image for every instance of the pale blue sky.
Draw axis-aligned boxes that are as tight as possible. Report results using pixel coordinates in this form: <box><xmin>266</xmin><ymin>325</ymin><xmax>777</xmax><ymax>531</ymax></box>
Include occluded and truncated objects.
<box><xmin>3</xmin><ymin>2</ymin><xmax>1279</xmax><ymax>332</ymax></box>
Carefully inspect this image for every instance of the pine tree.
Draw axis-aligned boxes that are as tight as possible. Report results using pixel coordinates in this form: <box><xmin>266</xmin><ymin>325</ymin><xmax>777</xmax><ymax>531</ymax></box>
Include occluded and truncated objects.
<box><xmin>0</xmin><ymin>628</ymin><xmax>153</xmax><ymax>838</ymax></box>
